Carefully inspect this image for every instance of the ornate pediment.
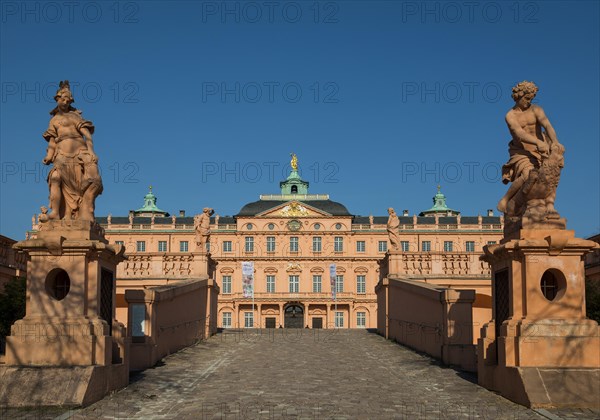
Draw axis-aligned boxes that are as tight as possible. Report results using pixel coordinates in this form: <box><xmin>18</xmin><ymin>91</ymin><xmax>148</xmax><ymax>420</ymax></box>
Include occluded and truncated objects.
<box><xmin>257</xmin><ymin>201</ymin><xmax>331</xmax><ymax>218</ymax></box>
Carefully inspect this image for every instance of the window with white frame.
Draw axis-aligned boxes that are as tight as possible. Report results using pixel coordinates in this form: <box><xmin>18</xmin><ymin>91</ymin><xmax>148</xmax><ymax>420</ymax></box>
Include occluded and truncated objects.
<box><xmin>356</xmin><ymin>241</ymin><xmax>366</xmax><ymax>252</ymax></box>
<box><xmin>422</xmin><ymin>241</ymin><xmax>431</xmax><ymax>252</ymax></box>
<box><xmin>401</xmin><ymin>241</ymin><xmax>410</xmax><ymax>252</ymax></box>
<box><xmin>136</xmin><ymin>241</ymin><xmax>146</xmax><ymax>252</ymax></box>
<box><xmin>466</xmin><ymin>241</ymin><xmax>475</xmax><ymax>252</ymax></box>
<box><xmin>222</xmin><ymin>312</ymin><xmax>232</xmax><ymax>328</ymax></box>
<box><xmin>179</xmin><ymin>241</ymin><xmax>188</xmax><ymax>252</ymax></box>
<box><xmin>313</xmin><ymin>275</ymin><xmax>322</xmax><ymax>293</ymax></box>
<box><xmin>335</xmin><ymin>311</ymin><xmax>344</xmax><ymax>328</ymax></box>
<box><xmin>158</xmin><ymin>241</ymin><xmax>167</xmax><ymax>252</ymax></box>
<box><xmin>289</xmin><ymin>237</ymin><xmax>299</xmax><ymax>252</ymax></box>
<box><xmin>245</xmin><ymin>237</ymin><xmax>254</xmax><ymax>252</ymax></box>
<box><xmin>356</xmin><ymin>312</ymin><xmax>366</xmax><ymax>328</ymax></box>
<box><xmin>334</xmin><ymin>237</ymin><xmax>343</xmax><ymax>252</ymax></box>
<box><xmin>223</xmin><ymin>241</ymin><xmax>232</xmax><ymax>252</ymax></box>
<box><xmin>222</xmin><ymin>276</ymin><xmax>232</xmax><ymax>294</ymax></box>
<box><xmin>444</xmin><ymin>241</ymin><xmax>453</xmax><ymax>252</ymax></box>
<box><xmin>335</xmin><ymin>275</ymin><xmax>344</xmax><ymax>293</ymax></box>
<box><xmin>266</xmin><ymin>236</ymin><xmax>276</xmax><ymax>252</ymax></box>
<box><xmin>356</xmin><ymin>275</ymin><xmax>366</xmax><ymax>294</ymax></box>
<box><xmin>244</xmin><ymin>312</ymin><xmax>254</xmax><ymax>328</ymax></box>
<box><xmin>378</xmin><ymin>241</ymin><xmax>387</xmax><ymax>252</ymax></box>
<box><xmin>266</xmin><ymin>275</ymin><xmax>275</xmax><ymax>293</ymax></box>
<box><xmin>313</xmin><ymin>237</ymin><xmax>322</xmax><ymax>252</ymax></box>
<box><xmin>289</xmin><ymin>275</ymin><xmax>299</xmax><ymax>293</ymax></box>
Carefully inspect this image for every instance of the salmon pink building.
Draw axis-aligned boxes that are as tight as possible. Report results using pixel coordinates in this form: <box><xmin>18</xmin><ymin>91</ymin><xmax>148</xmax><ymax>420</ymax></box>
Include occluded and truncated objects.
<box><xmin>28</xmin><ymin>164</ymin><xmax>503</xmax><ymax>331</ymax></box>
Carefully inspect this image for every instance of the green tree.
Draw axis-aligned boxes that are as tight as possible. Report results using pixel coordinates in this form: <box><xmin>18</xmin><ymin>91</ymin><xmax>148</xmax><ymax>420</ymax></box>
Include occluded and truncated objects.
<box><xmin>0</xmin><ymin>276</ymin><xmax>26</xmax><ymax>341</ymax></box>
<box><xmin>586</xmin><ymin>279</ymin><xmax>600</xmax><ymax>323</ymax></box>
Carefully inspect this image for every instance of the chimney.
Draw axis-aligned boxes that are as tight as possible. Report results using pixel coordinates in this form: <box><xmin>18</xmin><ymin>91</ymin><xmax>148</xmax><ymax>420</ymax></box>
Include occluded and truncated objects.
<box><xmin>179</xmin><ymin>210</ymin><xmax>186</xmax><ymax>217</ymax></box>
<box><xmin>403</xmin><ymin>210</ymin><xmax>409</xmax><ymax>216</ymax></box>
<box><xmin>487</xmin><ymin>209</ymin><xmax>494</xmax><ymax>216</ymax></box>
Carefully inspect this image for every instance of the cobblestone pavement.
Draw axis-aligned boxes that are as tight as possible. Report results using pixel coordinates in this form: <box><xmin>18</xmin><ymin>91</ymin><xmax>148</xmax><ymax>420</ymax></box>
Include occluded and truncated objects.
<box><xmin>2</xmin><ymin>329</ymin><xmax>599</xmax><ymax>419</ymax></box>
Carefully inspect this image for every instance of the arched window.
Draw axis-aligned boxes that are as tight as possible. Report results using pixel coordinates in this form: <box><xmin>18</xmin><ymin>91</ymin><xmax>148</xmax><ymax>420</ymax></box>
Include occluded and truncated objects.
<box><xmin>291</xmin><ymin>185</ymin><xmax>298</xmax><ymax>194</ymax></box>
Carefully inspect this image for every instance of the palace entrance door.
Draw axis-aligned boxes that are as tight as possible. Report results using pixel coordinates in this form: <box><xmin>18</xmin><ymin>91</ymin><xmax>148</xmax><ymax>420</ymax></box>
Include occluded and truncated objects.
<box><xmin>284</xmin><ymin>304</ymin><xmax>304</xmax><ymax>328</ymax></box>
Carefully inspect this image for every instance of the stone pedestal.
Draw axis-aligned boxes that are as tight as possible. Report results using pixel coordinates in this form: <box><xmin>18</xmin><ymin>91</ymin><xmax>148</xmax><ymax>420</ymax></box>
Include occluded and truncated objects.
<box><xmin>1</xmin><ymin>220</ymin><xmax>129</xmax><ymax>407</ymax></box>
<box><xmin>383</xmin><ymin>250</ymin><xmax>402</xmax><ymax>278</ymax></box>
<box><xmin>191</xmin><ymin>251</ymin><xmax>216</xmax><ymax>278</ymax></box>
<box><xmin>478</xmin><ymin>229</ymin><xmax>600</xmax><ymax>408</ymax></box>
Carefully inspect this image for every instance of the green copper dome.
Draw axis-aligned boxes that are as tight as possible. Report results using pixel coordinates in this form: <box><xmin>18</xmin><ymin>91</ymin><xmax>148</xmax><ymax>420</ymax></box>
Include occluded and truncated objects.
<box><xmin>135</xmin><ymin>186</ymin><xmax>168</xmax><ymax>216</ymax></box>
<box><xmin>280</xmin><ymin>167</ymin><xmax>309</xmax><ymax>195</ymax></box>
<box><xmin>420</xmin><ymin>186</ymin><xmax>460</xmax><ymax>216</ymax></box>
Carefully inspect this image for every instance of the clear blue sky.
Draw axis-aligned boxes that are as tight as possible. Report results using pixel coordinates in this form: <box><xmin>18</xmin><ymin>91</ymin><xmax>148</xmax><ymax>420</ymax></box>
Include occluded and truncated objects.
<box><xmin>1</xmin><ymin>0</ymin><xmax>599</xmax><ymax>239</ymax></box>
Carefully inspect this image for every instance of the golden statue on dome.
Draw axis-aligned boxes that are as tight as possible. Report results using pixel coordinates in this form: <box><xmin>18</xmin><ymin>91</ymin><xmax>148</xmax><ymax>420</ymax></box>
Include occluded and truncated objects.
<box><xmin>290</xmin><ymin>153</ymin><xmax>298</xmax><ymax>171</ymax></box>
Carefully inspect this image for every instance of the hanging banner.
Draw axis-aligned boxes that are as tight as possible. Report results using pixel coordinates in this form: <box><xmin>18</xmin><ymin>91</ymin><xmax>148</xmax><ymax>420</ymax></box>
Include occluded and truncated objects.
<box><xmin>242</xmin><ymin>261</ymin><xmax>254</xmax><ymax>298</ymax></box>
<box><xmin>329</xmin><ymin>263</ymin><xmax>337</xmax><ymax>300</ymax></box>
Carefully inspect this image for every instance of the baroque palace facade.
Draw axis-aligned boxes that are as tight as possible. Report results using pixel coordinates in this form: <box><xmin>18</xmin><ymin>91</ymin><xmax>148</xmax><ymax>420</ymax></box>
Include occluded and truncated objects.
<box><xmin>28</xmin><ymin>162</ymin><xmax>503</xmax><ymax>331</ymax></box>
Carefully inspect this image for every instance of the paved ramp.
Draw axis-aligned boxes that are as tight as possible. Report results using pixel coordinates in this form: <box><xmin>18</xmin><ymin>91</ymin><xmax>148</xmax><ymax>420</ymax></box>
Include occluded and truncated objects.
<box><xmin>3</xmin><ymin>330</ymin><xmax>599</xmax><ymax>419</ymax></box>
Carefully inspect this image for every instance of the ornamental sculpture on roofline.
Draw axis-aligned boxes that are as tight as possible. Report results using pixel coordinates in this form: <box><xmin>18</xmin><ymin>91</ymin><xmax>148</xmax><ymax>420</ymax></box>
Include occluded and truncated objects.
<box><xmin>497</xmin><ymin>80</ymin><xmax>566</xmax><ymax>235</ymax></box>
<box><xmin>195</xmin><ymin>207</ymin><xmax>215</xmax><ymax>250</ymax></box>
<box><xmin>42</xmin><ymin>80</ymin><xmax>103</xmax><ymax>222</ymax></box>
<box><xmin>290</xmin><ymin>152</ymin><xmax>298</xmax><ymax>171</ymax></box>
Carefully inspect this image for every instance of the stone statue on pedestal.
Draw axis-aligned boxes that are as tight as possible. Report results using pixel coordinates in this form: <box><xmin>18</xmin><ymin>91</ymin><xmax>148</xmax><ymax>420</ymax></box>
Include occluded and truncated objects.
<box><xmin>387</xmin><ymin>208</ymin><xmax>400</xmax><ymax>250</ymax></box>
<box><xmin>478</xmin><ymin>81</ymin><xmax>600</xmax><ymax>408</ymax></box>
<box><xmin>497</xmin><ymin>81</ymin><xmax>565</xmax><ymax>234</ymax></box>
<box><xmin>42</xmin><ymin>80</ymin><xmax>103</xmax><ymax>221</ymax></box>
<box><xmin>194</xmin><ymin>207</ymin><xmax>214</xmax><ymax>250</ymax></box>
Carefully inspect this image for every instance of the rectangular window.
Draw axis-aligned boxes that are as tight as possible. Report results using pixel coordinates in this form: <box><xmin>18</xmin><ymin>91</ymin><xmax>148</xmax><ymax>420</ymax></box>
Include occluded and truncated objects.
<box><xmin>131</xmin><ymin>304</ymin><xmax>146</xmax><ymax>337</ymax></box>
<box><xmin>422</xmin><ymin>241</ymin><xmax>431</xmax><ymax>252</ymax></box>
<box><xmin>222</xmin><ymin>312</ymin><xmax>232</xmax><ymax>328</ymax></box>
<box><xmin>245</xmin><ymin>237</ymin><xmax>254</xmax><ymax>252</ymax></box>
<box><xmin>356</xmin><ymin>275</ymin><xmax>366</xmax><ymax>294</ymax></box>
<box><xmin>244</xmin><ymin>312</ymin><xmax>254</xmax><ymax>328</ymax></box>
<box><xmin>378</xmin><ymin>241</ymin><xmax>387</xmax><ymax>252</ymax></box>
<box><xmin>356</xmin><ymin>312</ymin><xmax>366</xmax><ymax>328</ymax></box>
<box><xmin>290</xmin><ymin>236</ymin><xmax>299</xmax><ymax>252</ymax></box>
<box><xmin>444</xmin><ymin>241</ymin><xmax>453</xmax><ymax>252</ymax></box>
<box><xmin>401</xmin><ymin>241</ymin><xmax>410</xmax><ymax>252</ymax></box>
<box><xmin>487</xmin><ymin>241</ymin><xmax>497</xmax><ymax>245</ymax></box>
<box><xmin>222</xmin><ymin>276</ymin><xmax>232</xmax><ymax>294</ymax></box>
<box><xmin>266</xmin><ymin>236</ymin><xmax>276</xmax><ymax>252</ymax></box>
<box><xmin>136</xmin><ymin>241</ymin><xmax>146</xmax><ymax>252</ymax></box>
<box><xmin>223</xmin><ymin>241</ymin><xmax>232</xmax><ymax>252</ymax></box>
<box><xmin>356</xmin><ymin>241</ymin><xmax>366</xmax><ymax>252</ymax></box>
<box><xmin>289</xmin><ymin>275</ymin><xmax>299</xmax><ymax>293</ymax></box>
<box><xmin>312</xmin><ymin>237</ymin><xmax>322</xmax><ymax>252</ymax></box>
<box><xmin>179</xmin><ymin>241</ymin><xmax>188</xmax><ymax>252</ymax></box>
<box><xmin>466</xmin><ymin>241</ymin><xmax>475</xmax><ymax>252</ymax></box>
<box><xmin>335</xmin><ymin>275</ymin><xmax>344</xmax><ymax>293</ymax></box>
<box><xmin>334</xmin><ymin>237</ymin><xmax>344</xmax><ymax>252</ymax></box>
<box><xmin>266</xmin><ymin>275</ymin><xmax>275</xmax><ymax>293</ymax></box>
<box><xmin>335</xmin><ymin>312</ymin><xmax>344</xmax><ymax>328</ymax></box>
<box><xmin>115</xmin><ymin>240</ymin><xmax>124</xmax><ymax>246</ymax></box>
<box><xmin>313</xmin><ymin>275</ymin><xmax>322</xmax><ymax>293</ymax></box>
<box><xmin>158</xmin><ymin>241</ymin><xmax>167</xmax><ymax>252</ymax></box>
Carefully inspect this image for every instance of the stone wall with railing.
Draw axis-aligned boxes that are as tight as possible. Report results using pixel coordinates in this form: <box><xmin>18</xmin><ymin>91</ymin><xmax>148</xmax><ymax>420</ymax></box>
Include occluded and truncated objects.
<box><xmin>125</xmin><ymin>278</ymin><xmax>219</xmax><ymax>371</ymax></box>
<box><xmin>376</xmin><ymin>277</ymin><xmax>477</xmax><ymax>372</ymax></box>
